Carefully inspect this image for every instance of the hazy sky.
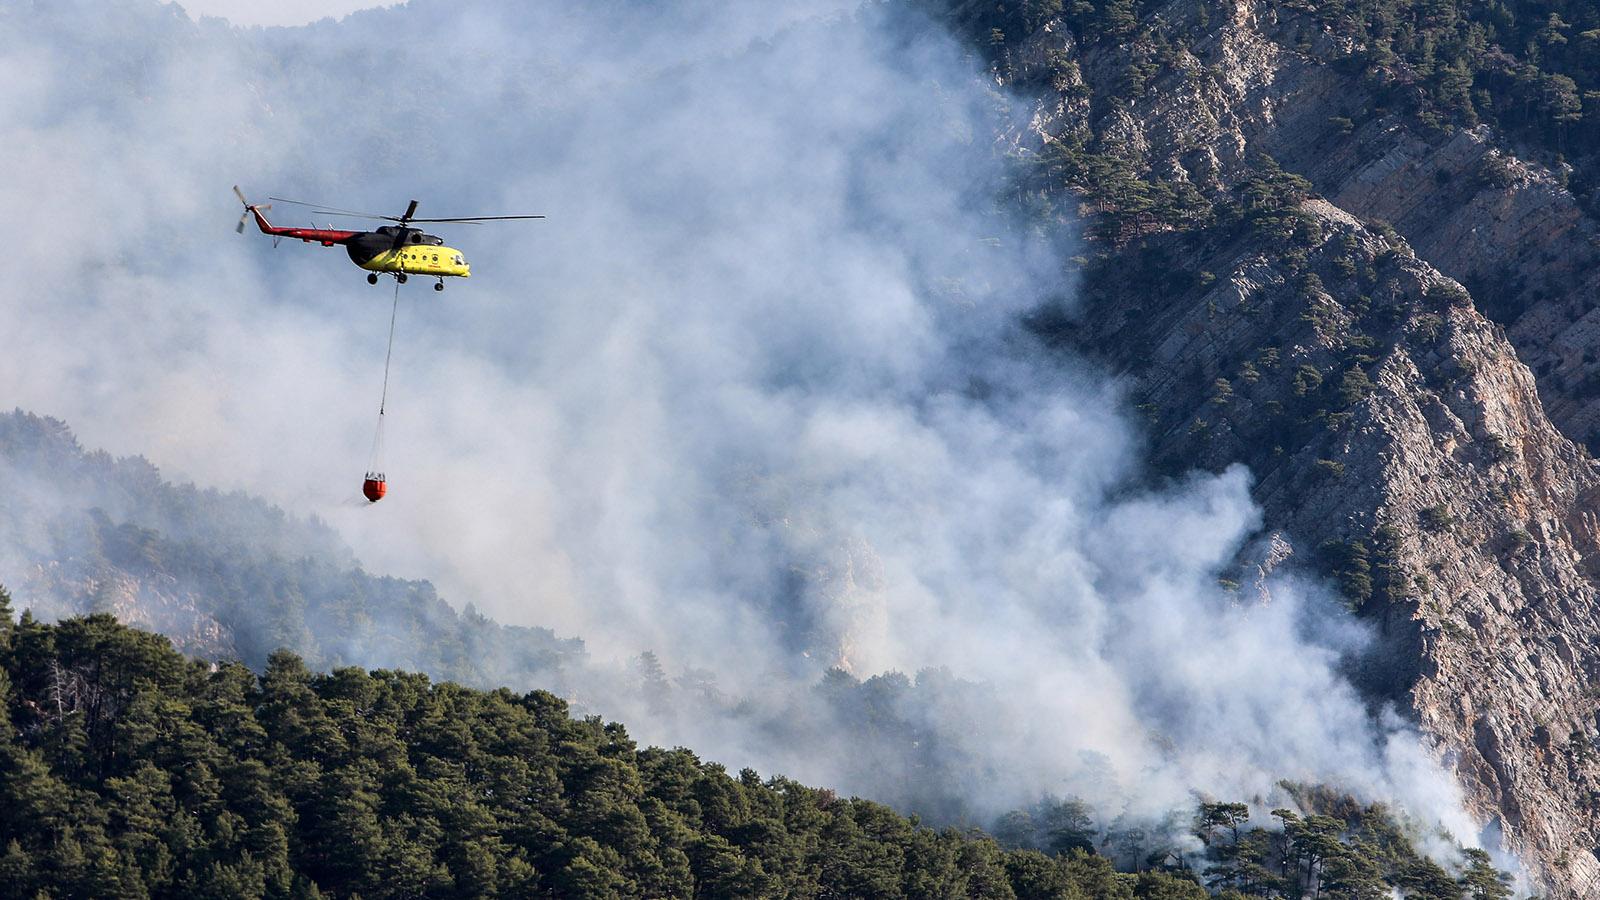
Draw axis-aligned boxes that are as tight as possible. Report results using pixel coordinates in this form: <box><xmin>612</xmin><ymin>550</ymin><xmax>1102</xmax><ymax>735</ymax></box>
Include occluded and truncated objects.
<box><xmin>170</xmin><ymin>0</ymin><xmax>398</xmax><ymax>27</ymax></box>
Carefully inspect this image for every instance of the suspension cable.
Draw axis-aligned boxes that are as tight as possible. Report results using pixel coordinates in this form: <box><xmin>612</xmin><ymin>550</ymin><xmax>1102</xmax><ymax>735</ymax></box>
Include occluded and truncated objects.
<box><xmin>379</xmin><ymin>277</ymin><xmax>400</xmax><ymax>416</ymax></box>
<box><xmin>367</xmin><ymin>279</ymin><xmax>401</xmax><ymax>477</ymax></box>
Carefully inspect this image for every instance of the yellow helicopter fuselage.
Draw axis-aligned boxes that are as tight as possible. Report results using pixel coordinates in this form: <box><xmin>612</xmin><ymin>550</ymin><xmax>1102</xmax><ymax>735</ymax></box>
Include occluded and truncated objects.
<box><xmin>358</xmin><ymin>245</ymin><xmax>471</xmax><ymax>278</ymax></box>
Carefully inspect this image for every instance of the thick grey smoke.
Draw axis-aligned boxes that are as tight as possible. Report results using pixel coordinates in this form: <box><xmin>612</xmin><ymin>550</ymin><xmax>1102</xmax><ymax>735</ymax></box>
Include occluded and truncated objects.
<box><xmin>0</xmin><ymin>0</ymin><xmax>1482</xmax><ymax>846</ymax></box>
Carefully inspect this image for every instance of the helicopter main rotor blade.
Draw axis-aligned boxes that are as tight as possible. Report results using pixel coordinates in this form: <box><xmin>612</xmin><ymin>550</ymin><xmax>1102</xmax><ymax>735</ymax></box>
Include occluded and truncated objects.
<box><xmin>408</xmin><ymin>214</ymin><xmax>547</xmax><ymax>223</ymax></box>
<box><xmin>266</xmin><ymin>195</ymin><xmax>546</xmax><ymax>225</ymax></box>
<box><xmin>269</xmin><ymin>196</ymin><xmax>402</xmax><ymax>221</ymax></box>
<box><xmin>284</xmin><ymin>209</ymin><xmax>403</xmax><ymax>223</ymax></box>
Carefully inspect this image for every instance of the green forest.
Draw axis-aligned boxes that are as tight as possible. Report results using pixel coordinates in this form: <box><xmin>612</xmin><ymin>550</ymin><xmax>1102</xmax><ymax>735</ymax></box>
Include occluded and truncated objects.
<box><xmin>0</xmin><ymin>596</ymin><xmax>1517</xmax><ymax>899</ymax></box>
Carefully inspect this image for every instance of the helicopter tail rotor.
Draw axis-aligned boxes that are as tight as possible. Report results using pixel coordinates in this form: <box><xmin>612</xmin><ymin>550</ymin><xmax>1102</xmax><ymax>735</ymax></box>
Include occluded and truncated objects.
<box><xmin>232</xmin><ymin>185</ymin><xmax>272</xmax><ymax>234</ymax></box>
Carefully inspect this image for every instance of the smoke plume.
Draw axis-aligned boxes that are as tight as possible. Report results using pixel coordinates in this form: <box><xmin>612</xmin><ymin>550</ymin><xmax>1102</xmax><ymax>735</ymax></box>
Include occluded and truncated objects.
<box><xmin>0</xmin><ymin>0</ymin><xmax>1484</xmax><ymax>848</ymax></box>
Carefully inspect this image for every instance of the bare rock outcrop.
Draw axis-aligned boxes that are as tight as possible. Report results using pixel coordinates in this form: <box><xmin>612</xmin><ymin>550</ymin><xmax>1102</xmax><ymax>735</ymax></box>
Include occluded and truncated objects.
<box><xmin>1060</xmin><ymin>196</ymin><xmax>1600</xmax><ymax>895</ymax></box>
<box><xmin>1028</xmin><ymin>0</ymin><xmax>1600</xmax><ymax>453</ymax></box>
<box><xmin>1003</xmin><ymin>0</ymin><xmax>1600</xmax><ymax>890</ymax></box>
<box><xmin>21</xmin><ymin>559</ymin><xmax>236</xmax><ymax>660</ymax></box>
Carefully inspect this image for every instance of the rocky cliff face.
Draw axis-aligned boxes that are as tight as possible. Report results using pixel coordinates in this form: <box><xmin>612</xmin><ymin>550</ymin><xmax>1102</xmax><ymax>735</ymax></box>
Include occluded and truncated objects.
<box><xmin>1016</xmin><ymin>0</ymin><xmax>1600</xmax><ymax>446</ymax></box>
<box><xmin>21</xmin><ymin>559</ymin><xmax>235</xmax><ymax>660</ymax></box>
<box><xmin>1009</xmin><ymin>1</ymin><xmax>1600</xmax><ymax>893</ymax></box>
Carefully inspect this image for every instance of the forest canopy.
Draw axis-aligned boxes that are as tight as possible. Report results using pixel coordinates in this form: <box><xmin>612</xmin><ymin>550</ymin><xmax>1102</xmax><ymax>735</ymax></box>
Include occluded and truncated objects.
<box><xmin>0</xmin><ymin>594</ymin><xmax>1517</xmax><ymax>899</ymax></box>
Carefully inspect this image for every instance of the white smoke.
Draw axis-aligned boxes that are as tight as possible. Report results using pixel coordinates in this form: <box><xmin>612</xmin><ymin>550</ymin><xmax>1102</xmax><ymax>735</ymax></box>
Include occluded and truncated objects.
<box><xmin>0</xmin><ymin>0</ymin><xmax>1482</xmax><ymax>846</ymax></box>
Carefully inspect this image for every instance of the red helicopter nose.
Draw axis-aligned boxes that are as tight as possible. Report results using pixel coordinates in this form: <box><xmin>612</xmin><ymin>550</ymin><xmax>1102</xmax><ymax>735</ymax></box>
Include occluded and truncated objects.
<box><xmin>362</xmin><ymin>475</ymin><xmax>387</xmax><ymax>503</ymax></box>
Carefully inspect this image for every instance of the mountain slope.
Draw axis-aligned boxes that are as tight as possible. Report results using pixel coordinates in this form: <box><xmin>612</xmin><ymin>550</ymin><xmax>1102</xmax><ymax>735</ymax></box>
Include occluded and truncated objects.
<box><xmin>0</xmin><ymin>411</ymin><xmax>583</xmax><ymax>690</ymax></box>
<box><xmin>946</xmin><ymin>0</ymin><xmax>1600</xmax><ymax>893</ymax></box>
<box><xmin>1060</xmin><ymin>194</ymin><xmax>1600</xmax><ymax>895</ymax></box>
<box><xmin>0</xmin><ymin>608</ymin><xmax>1515</xmax><ymax>899</ymax></box>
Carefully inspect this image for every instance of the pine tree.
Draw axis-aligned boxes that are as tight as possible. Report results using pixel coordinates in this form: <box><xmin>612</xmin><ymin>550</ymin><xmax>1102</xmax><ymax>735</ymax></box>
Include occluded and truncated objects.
<box><xmin>1460</xmin><ymin>847</ymin><xmax>1514</xmax><ymax>900</ymax></box>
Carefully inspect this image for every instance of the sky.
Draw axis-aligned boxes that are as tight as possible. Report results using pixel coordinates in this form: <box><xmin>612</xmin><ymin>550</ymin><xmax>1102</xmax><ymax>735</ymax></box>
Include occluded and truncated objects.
<box><xmin>169</xmin><ymin>0</ymin><xmax>398</xmax><ymax>27</ymax></box>
<box><xmin>0</xmin><ymin>0</ymin><xmax>1496</xmax><ymax>857</ymax></box>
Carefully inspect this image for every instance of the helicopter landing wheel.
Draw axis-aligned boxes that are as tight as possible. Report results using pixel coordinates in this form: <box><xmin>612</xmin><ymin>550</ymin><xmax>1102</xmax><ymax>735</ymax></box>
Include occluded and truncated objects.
<box><xmin>434</xmin><ymin>280</ymin><xmax>444</xmax><ymax>292</ymax></box>
<box><xmin>367</xmin><ymin>273</ymin><xmax>378</xmax><ymax>285</ymax></box>
<box><xmin>396</xmin><ymin>272</ymin><xmax>408</xmax><ymax>284</ymax></box>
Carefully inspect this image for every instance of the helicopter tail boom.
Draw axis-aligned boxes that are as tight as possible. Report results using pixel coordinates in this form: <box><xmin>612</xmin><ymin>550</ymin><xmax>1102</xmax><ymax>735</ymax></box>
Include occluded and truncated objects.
<box><xmin>234</xmin><ymin>186</ymin><xmax>361</xmax><ymax>246</ymax></box>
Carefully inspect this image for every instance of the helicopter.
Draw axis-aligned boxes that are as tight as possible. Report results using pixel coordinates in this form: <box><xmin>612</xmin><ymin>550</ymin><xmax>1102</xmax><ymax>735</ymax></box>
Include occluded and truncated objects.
<box><xmin>233</xmin><ymin>186</ymin><xmax>543</xmax><ymax>291</ymax></box>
